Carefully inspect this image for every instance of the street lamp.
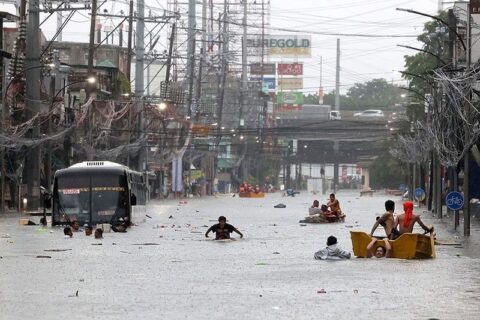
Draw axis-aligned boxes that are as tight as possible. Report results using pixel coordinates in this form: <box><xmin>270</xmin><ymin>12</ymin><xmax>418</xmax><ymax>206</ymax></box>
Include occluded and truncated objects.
<box><xmin>45</xmin><ymin>76</ymin><xmax>97</xmax><ymax>200</ymax></box>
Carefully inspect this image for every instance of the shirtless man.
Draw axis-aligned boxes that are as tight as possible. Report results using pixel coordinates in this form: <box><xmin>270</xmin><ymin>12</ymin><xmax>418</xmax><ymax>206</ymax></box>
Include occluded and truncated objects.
<box><xmin>370</xmin><ymin>200</ymin><xmax>399</xmax><ymax>239</ymax></box>
<box><xmin>327</xmin><ymin>193</ymin><xmax>342</xmax><ymax>216</ymax></box>
<box><xmin>396</xmin><ymin>201</ymin><xmax>433</xmax><ymax>234</ymax></box>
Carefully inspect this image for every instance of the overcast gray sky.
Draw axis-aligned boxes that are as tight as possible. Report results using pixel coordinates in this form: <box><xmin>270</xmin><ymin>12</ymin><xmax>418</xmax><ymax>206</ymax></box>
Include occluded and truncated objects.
<box><xmin>269</xmin><ymin>0</ymin><xmax>440</xmax><ymax>94</ymax></box>
<box><xmin>1</xmin><ymin>0</ymin><xmax>441</xmax><ymax>95</ymax></box>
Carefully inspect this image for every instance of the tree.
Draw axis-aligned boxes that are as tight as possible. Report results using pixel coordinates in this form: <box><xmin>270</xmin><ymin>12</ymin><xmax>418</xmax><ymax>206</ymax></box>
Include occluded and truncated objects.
<box><xmin>306</xmin><ymin>79</ymin><xmax>403</xmax><ymax>110</ymax></box>
<box><xmin>402</xmin><ymin>11</ymin><xmax>450</xmax><ymax>96</ymax></box>
<box><xmin>369</xmin><ymin>147</ymin><xmax>407</xmax><ymax>189</ymax></box>
<box><xmin>345</xmin><ymin>78</ymin><xmax>403</xmax><ymax>109</ymax></box>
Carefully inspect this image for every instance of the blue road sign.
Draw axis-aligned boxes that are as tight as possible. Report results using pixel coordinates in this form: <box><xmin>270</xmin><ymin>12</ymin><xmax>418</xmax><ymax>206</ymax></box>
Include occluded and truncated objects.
<box><xmin>446</xmin><ymin>191</ymin><xmax>464</xmax><ymax>211</ymax></box>
<box><xmin>414</xmin><ymin>187</ymin><xmax>425</xmax><ymax>201</ymax></box>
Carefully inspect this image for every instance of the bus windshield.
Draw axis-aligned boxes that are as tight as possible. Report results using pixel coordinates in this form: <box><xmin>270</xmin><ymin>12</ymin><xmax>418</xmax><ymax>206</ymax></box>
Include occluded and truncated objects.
<box><xmin>54</xmin><ymin>171</ymin><xmax>129</xmax><ymax>225</ymax></box>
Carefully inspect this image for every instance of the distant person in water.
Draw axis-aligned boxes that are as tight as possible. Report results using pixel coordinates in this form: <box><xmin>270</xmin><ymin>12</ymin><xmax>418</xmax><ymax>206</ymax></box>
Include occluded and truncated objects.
<box><xmin>327</xmin><ymin>193</ymin><xmax>342</xmax><ymax>216</ymax></box>
<box><xmin>64</xmin><ymin>227</ymin><xmax>73</xmax><ymax>238</ymax></box>
<box><xmin>370</xmin><ymin>200</ymin><xmax>399</xmax><ymax>239</ymax></box>
<box><xmin>367</xmin><ymin>238</ymin><xmax>392</xmax><ymax>258</ymax></box>
<box><xmin>396</xmin><ymin>201</ymin><xmax>433</xmax><ymax>235</ymax></box>
<box><xmin>71</xmin><ymin>220</ymin><xmax>80</xmax><ymax>232</ymax></box>
<box><xmin>314</xmin><ymin>236</ymin><xmax>351</xmax><ymax>260</ymax></box>
<box><xmin>205</xmin><ymin>216</ymin><xmax>243</xmax><ymax>240</ymax></box>
<box><xmin>309</xmin><ymin>200</ymin><xmax>322</xmax><ymax>215</ymax></box>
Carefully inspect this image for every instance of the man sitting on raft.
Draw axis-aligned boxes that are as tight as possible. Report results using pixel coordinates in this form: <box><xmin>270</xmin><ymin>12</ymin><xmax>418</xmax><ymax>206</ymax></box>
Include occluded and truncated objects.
<box><xmin>396</xmin><ymin>201</ymin><xmax>434</xmax><ymax>235</ymax></box>
<box><xmin>327</xmin><ymin>193</ymin><xmax>342</xmax><ymax>216</ymax></box>
<box><xmin>370</xmin><ymin>200</ymin><xmax>400</xmax><ymax>240</ymax></box>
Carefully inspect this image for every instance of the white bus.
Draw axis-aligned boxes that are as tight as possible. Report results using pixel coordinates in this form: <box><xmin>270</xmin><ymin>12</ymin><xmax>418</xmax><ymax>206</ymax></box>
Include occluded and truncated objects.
<box><xmin>51</xmin><ymin>161</ymin><xmax>147</xmax><ymax>226</ymax></box>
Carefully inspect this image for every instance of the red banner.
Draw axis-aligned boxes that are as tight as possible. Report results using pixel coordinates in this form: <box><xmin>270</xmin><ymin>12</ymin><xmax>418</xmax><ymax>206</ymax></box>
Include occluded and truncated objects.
<box><xmin>277</xmin><ymin>63</ymin><xmax>303</xmax><ymax>76</ymax></box>
<box><xmin>277</xmin><ymin>104</ymin><xmax>303</xmax><ymax>111</ymax></box>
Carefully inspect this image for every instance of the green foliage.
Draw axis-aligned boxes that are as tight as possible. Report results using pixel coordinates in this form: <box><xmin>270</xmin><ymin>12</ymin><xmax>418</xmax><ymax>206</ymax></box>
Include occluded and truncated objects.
<box><xmin>305</xmin><ymin>79</ymin><xmax>404</xmax><ymax>110</ymax></box>
<box><xmin>369</xmin><ymin>151</ymin><xmax>406</xmax><ymax>189</ymax></box>
<box><xmin>117</xmin><ymin>71</ymin><xmax>131</xmax><ymax>94</ymax></box>
<box><xmin>402</xmin><ymin>11</ymin><xmax>450</xmax><ymax>98</ymax></box>
<box><xmin>344</xmin><ymin>78</ymin><xmax>404</xmax><ymax>109</ymax></box>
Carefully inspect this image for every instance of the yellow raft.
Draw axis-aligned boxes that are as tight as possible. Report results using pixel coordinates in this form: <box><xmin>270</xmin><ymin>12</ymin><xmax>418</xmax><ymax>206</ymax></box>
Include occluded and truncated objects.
<box><xmin>350</xmin><ymin>231</ymin><xmax>436</xmax><ymax>259</ymax></box>
<box><xmin>239</xmin><ymin>192</ymin><xmax>265</xmax><ymax>198</ymax></box>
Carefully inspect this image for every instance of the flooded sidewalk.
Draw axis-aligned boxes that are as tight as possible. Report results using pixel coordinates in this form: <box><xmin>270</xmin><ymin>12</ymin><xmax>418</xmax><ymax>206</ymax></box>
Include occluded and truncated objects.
<box><xmin>0</xmin><ymin>191</ymin><xmax>479</xmax><ymax>320</ymax></box>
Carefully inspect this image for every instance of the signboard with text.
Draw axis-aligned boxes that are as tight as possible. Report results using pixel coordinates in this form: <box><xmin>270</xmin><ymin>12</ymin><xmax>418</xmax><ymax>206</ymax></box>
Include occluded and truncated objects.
<box><xmin>251</xmin><ymin>77</ymin><xmax>276</xmax><ymax>92</ymax></box>
<box><xmin>277</xmin><ymin>104</ymin><xmax>303</xmax><ymax>112</ymax></box>
<box><xmin>250</xmin><ymin>63</ymin><xmax>276</xmax><ymax>75</ymax></box>
<box><xmin>247</xmin><ymin>35</ymin><xmax>311</xmax><ymax>57</ymax></box>
<box><xmin>278</xmin><ymin>78</ymin><xmax>303</xmax><ymax>90</ymax></box>
<box><xmin>277</xmin><ymin>91</ymin><xmax>303</xmax><ymax>105</ymax></box>
<box><xmin>278</xmin><ymin>63</ymin><xmax>303</xmax><ymax>76</ymax></box>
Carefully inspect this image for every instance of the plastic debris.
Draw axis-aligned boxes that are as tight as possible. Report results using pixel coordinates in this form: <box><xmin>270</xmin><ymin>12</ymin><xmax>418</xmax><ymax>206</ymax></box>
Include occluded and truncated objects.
<box><xmin>36</xmin><ymin>255</ymin><xmax>52</xmax><ymax>259</ymax></box>
<box><xmin>44</xmin><ymin>249</ymin><xmax>71</xmax><ymax>252</ymax></box>
<box><xmin>146</xmin><ymin>214</ymin><xmax>152</xmax><ymax>219</ymax></box>
<box><xmin>273</xmin><ymin>252</ymin><xmax>280</xmax><ymax>254</ymax></box>
<box><xmin>299</xmin><ymin>224</ymin><xmax>307</xmax><ymax>226</ymax></box>
<box><xmin>68</xmin><ymin>290</ymin><xmax>79</xmax><ymax>298</ymax></box>
<box><xmin>353</xmin><ymin>289</ymin><xmax>359</xmax><ymax>294</ymax></box>
<box><xmin>274</xmin><ymin>203</ymin><xmax>286</xmax><ymax>208</ymax></box>
<box><xmin>317</xmin><ymin>289</ymin><xmax>327</xmax><ymax>294</ymax></box>
<box><xmin>169</xmin><ymin>215</ymin><xmax>174</xmax><ymax>219</ymax></box>
<box><xmin>132</xmin><ymin>243</ymin><xmax>159</xmax><ymax>246</ymax></box>
<box><xmin>255</xmin><ymin>262</ymin><xmax>269</xmax><ymax>265</ymax></box>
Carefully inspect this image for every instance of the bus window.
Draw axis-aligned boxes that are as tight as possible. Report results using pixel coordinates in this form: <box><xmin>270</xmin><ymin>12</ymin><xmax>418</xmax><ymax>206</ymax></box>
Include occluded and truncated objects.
<box><xmin>91</xmin><ymin>174</ymin><xmax>129</xmax><ymax>224</ymax></box>
<box><xmin>54</xmin><ymin>174</ymin><xmax>90</xmax><ymax>224</ymax></box>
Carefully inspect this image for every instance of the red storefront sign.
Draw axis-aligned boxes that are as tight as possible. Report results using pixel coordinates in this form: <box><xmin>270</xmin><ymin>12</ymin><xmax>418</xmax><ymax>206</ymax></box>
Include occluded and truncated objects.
<box><xmin>277</xmin><ymin>104</ymin><xmax>303</xmax><ymax>111</ymax></box>
<box><xmin>277</xmin><ymin>63</ymin><xmax>303</xmax><ymax>76</ymax></box>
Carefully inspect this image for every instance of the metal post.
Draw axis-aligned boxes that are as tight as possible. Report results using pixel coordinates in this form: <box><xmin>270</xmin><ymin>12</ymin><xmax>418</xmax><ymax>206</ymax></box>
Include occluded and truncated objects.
<box><xmin>126</xmin><ymin>0</ymin><xmax>133</xmax><ymax>82</ymax></box>
<box><xmin>186</xmin><ymin>0</ymin><xmax>196</xmax><ymax>117</ymax></box>
<box><xmin>1</xmin><ymin>16</ymin><xmax>5</xmax><ymax>213</ymax></box>
<box><xmin>25</xmin><ymin>0</ymin><xmax>41</xmax><ymax>211</ymax></box>
<box><xmin>463</xmin><ymin>8</ymin><xmax>471</xmax><ymax>236</ymax></box>
<box><xmin>335</xmin><ymin>38</ymin><xmax>340</xmax><ymax>111</ymax></box>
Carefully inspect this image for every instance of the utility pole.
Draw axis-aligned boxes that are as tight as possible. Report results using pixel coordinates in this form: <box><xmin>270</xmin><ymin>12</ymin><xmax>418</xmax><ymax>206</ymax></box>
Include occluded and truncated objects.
<box><xmin>186</xmin><ymin>0</ymin><xmax>196</xmax><ymax>117</ymax></box>
<box><xmin>25</xmin><ymin>0</ymin><xmax>41</xmax><ymax>211</ymax></box>
<box><xmin>86</xmin><ymin>0</ymin><xmax>97</xmax><ymax>151</ymax></box>
<box><xmin>135</xmin><ymin>0</ymin><xmax>146</xmax><ymax>199</ymax></box>
<box><xmin>194</xmin><ymin>0</ymin><xmax>207</xmax><ymax>121</ymax></box>
<box><xmin>56</xmin><ymin>10</ymin><xmax>62</xmax><ymax>42</ymax></box>
<box><xmin>217</xmin><ymin>0</ymin><xmax>228</xmax><ymax>142</ymax></box>
<box><xmin>335</xmin><ymin>38</ymin><xmax>340</xmax><ymax>111</ymax></box>
<box><xmin>239</xmin><ymin>0</ymin><xmax>247</xmax><ymax>182</ymax></box>
<box><xmin>46</xmin><ymin>50</ymin><xmax>59</xmax><ymax>193</ymax></box>
<box><xmin>463</xmin><ymin>8</ymin><xmax>472</xmax><ymax>236</ymax></box>
<box><xmin>319</xmin><ymin>56</ymin><xmax>323</xmax><ymax>104</ymax></box>
<box><xmin>126</xmin><ymin>0</ymin><xmax>133</xmax><ymax>82</ymax></box>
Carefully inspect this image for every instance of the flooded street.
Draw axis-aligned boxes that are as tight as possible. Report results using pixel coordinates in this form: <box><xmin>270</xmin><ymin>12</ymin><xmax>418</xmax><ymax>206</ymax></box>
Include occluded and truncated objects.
<box><xmin>1</xmin><ymin>192</ymin><xmax>480</xmax><ymax>320</ymax></box>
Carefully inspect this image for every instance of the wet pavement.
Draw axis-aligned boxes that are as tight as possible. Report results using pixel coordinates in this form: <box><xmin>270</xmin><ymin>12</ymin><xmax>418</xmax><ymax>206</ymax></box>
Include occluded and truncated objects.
<box><xmin>1</xmin><ymin>191</ymin><xmax>479</xmax><ymax>320</ymax></box>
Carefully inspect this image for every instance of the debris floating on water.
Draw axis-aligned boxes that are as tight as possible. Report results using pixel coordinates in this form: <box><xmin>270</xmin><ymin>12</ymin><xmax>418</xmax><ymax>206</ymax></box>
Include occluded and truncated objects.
<box><xmin>36</xmin><ymin>255</ymin><xmax>51</xmax><ymax>259</ymax></box>
<box><xmin>317</xmin><ymin>289</ymin><xmax>327</xmax><ymax>294</ymax></box>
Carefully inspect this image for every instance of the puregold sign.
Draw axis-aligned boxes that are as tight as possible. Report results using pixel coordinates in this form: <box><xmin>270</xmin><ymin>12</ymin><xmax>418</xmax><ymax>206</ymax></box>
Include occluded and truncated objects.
<box><xmin>247</xmin><ymin>35</ymin><xmax>312</xmax><ymax>57</ymax></box>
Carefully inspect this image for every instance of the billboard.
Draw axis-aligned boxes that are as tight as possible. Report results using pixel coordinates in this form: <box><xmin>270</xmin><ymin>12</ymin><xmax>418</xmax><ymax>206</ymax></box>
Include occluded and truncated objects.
<box><xmin>250</xmin><ymin>77</ymin><xmax>275</xmax><ymax>92</ymax></box>
<box><xmin>262</xmin><ymin>77</ymin><xmax>276</xmax><ymax>92</ymax></box>
<box><xmin>278</xmin><ymin>63</ymin><xmax>303</xmax><ymax>76</ymax></box>
<box><xmin>277</xmin><ymin>91</ymin><xmax>303</xmax><ymax>105</ymax></box>
<box><xmin>277</xmin><ymin>105</ymin><xmax>303</xmax><ymax>112</ymax></box>
<box><xmin>250</xmin><ymin>63</ymin><xmax>276</xmax><ymax>75</ymax></box>
<box><xmin>247</xmin><ymin>35</ymin><xmax>311</xmax><ymax>57</ymax></box>
<box><xmin>278</xmin><ymin>78</ymin><xmax>303</xmax><ymax>90</ymax></box>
